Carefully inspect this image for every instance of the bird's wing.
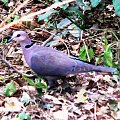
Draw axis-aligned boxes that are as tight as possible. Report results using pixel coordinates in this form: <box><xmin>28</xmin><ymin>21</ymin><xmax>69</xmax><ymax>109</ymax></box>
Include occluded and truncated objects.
<box><xmin>30</xmin><ymin>46</ymin><xmax>116</xmax><ymax>76</ymax></box>
<box><xmin>30</xmin><ymin>48</ymin><xmax>78</xmax><ymax>76</ymax></box>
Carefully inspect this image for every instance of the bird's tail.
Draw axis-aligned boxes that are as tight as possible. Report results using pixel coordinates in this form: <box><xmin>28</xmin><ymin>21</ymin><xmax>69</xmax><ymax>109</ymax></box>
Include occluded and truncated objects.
<box><xmin>76</xmin><ymin>61</ymin><xmax>117</xmax><ymax>73</ymax></box>
<box><xmin>92</xmin><ymin>65</ymin><xmax>117</xmax><ymax>73</ymax></box>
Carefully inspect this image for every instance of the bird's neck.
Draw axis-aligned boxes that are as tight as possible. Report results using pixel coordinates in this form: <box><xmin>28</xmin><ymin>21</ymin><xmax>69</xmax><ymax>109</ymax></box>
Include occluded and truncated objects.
<box><xmin>20</xmin><ymin>38</ymin><xmax>32</xmax><ymax>49</ymax></box>
<box><xmin>20</xmin><ymin>39</ymin><xmax>35</xmax><ymax>67</ymax></box>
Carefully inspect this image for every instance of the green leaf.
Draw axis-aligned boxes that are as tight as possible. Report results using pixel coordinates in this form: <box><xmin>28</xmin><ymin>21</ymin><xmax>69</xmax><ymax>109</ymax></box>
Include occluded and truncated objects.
<box><xmin>95</xmin><ymin>54</ymin><xmax>103</xmax><ymax>65</ymax></box>
<box><xmin>104</xmin><ymin>31</ymin><xmax>108</xmax><ymax>47</ymax></box>
<box><xmin>6</xmin><ymin>15</ymin><xmax>19</xmax><ymax>23</ymax></box>
<box><xmin>3</xmin><ymin>0</ymin><xmax>8</xmax><ymax>5</ymax></box>
<box><xmin>102</xmin><ymin>32</ymin><xmax>113</xmax><ymax>67</ymax></box>
<box><xmin>35</xmin><ymin>78</ymin><xmax>48</xmax><ymax>89</ymax></box>
<box><xmin>109</xmin><ymin>99</ymin><xmax>118</xmax><ymax>111</ymax></box>
<box><xmin>6</xmin><ymin>19</ymin><xmax>12</xmax><ymax>23</ymax></box>
<box><xmin>23</xmin><ymin>75</ymin><xmax>47</xmax><ymax>95</ymax></box>
<box><xmin>89</xmin><ymin>47</ymin><xmax>94</xmax><ymax>60</ymax></box>
<box><xmin>79</xmin><ymin>46</ymin><xmax>87</xmax><ymax>61</ymax></box>
<box><xmin>104</xmin><ymin>44</ymin><xmax>113</xmax><ymax>67</ymax></box>
<box><xmin>104</xmin><ymin>54</ymin><xmax>113</xmax><ymax>67</ymax></box>
<box><xmin>13</xmin><ymin>15</ymin><xmax>20</xmax><ymax>20</ymax></box>
<box><xmin>76</xmin><ymin>0</ymin><xmax>85</xmax><ymax>6</ymax></box>
<box><xmin>35</xmin><ymin>78</ymin><xmax>48</xmax><ymax>95</ymax></box>
<box><xmin>90</xmin><ymin>0</ymin><xmax>101</xmax><ymax>7</ymax></box>
<box><xmin>96</xmin><ymin>34</ymin><xmax>114</xmax><ymax>67</ymax></box>
<box><xmin>76</xmin><ymin>0</ymin><xmax>91</xmax><ymax>10</ymax></box>
<box><xmin>22</xmin><ymin>74</ymin><xmax>35</xmax><ymax>86</ymax></box>
<box><xmin>38</xmin><ymin>10</ymin><xmax>58</xmax><ymax>21</ymax></box>
<box><xmin>65</xmin><ymin>7</ymin><xmax>84</xmax><ymax>18</ymax></box>
<box><xmin>79</xmin><ymin>46</ymin><xmax>94</xmax><ymax>61</ymax></box>
<box><xmin>3</xmin><ymin>81</ymin><xmax>16</xmax><ymax>96</ymax></box>
<box><xmin>18</xmin><ymin>112</ymin><xmax>31</xmax><ymax>120</ymax></box>
<box><xmin>26</xmin><ymin>78</ymin><xmax>35</xmax><ymax>86</ymax></box>
<box><xmin>113</xmin><ymin>0</ymin><xmax>120</xmax><ymax>16</ymax></box>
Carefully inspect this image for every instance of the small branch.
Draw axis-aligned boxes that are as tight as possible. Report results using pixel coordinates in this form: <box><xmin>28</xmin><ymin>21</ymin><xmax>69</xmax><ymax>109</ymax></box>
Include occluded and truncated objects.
<box><xmin>94</xmin><ymin>102</ymin><xmax>97</xmax><ymax>120</ymax></box>
<box><xmin>81</xmin><ymin>30</ymin><xmax>90</xmax><ymax>62</ymax></box>
<box><xmin>0</xmin><ymin>57</ymin><xmax>23</xmax><ymax>75</ymax></box>
<box><xmin>0</xmin><ymin>55</ymin><xmax>36</xmax><ymax>78</ymax></box>
<box><xmin>35</xmin><ymin>28</ymin><xmax>70</xmax><ymax>55</ymax></box>
<box><xmin>41</xmin><ymin>33</ymin><xmax>56</xmax><ymax>47</ymax></box>
<box><xmin>0</xmin><ymin>0</ymin><xmax>75</xmax><ymax>33</ymax></box>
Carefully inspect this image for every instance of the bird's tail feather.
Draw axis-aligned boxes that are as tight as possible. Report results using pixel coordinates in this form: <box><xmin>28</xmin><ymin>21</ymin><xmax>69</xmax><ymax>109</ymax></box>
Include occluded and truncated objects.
<box><xmin>93</xmin><ymin>65</ymin><xmax>116</xmax><ymax>73</ymax></box>
<box><xmin>76</xmin><ymin>61</ymin><xmax>116</xmax><ymax>73</ymax></box>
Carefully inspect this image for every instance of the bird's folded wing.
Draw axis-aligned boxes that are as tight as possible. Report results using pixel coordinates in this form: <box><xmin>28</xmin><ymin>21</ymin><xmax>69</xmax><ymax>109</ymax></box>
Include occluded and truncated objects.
<box><xmin>30</xmin><ymin>50</ymin><xmax>78</xmax><ymax>76</ymax></box>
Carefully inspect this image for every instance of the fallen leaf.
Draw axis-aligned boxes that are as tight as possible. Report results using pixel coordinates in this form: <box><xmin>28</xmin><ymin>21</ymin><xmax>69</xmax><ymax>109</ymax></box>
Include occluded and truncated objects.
<box><xmin>75</xmin><ymin>88</ymin><xmax>88</xmax><ymax>103</ymax></box>
<box><xmin>0</xmin><ymin>97</ymin><xmax>24</xmax><ymax>112</ymax></box>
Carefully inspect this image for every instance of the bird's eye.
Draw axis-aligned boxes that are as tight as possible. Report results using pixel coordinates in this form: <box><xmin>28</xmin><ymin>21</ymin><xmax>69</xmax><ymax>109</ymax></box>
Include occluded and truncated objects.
<box><xmin>17</xmin><ymin>34</ymin><xmax>21</xmax><ymax>37</ymax></box>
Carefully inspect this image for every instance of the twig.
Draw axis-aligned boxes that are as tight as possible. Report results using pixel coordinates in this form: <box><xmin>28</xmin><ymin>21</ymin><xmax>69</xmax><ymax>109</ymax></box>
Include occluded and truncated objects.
<box><xmin>81</xmin><ymin>0</ymin><xmax>90</xmax><ymax>62</ymax></box>
<box><xmin>0</xmin><ymin>0</ymin><xmax>75</xmax><ymax>33</ymax></box>
<box><xmin>0</xmin><ymin>54</ymin><xmax>36</xmax><ymax>77</ymax></box>
<box><xmin>94</xmin><ymin>102</ymin><xmax>97</xmax><ymax>120</ymax></box>
<box><xmin>0</xmin><ymin>56</ymin><xmax>23</xmax><ymax>75</ymax></box>
<box><xmin>35</xmin><ymin>28</ymin><xmax>70</xmax><ymax>55</ymax></box>
<box><xmin>110</xmin><ymin>30</ymin><xmax>120</xmax><ymax>41</ymax></box>
<box><xmin>41</xmin><ymin>32</ymin><xmax>57</xmax><ymax>47</ymax></box>
<box><xmin>81</xmin><ymin>30</ymin><xmax>90</xmax><ymax>62</ymax></box>
<box><xmin>0</xmin><ymin>0</ymin><xmax>31</xmax><ymax>27</ymax></box>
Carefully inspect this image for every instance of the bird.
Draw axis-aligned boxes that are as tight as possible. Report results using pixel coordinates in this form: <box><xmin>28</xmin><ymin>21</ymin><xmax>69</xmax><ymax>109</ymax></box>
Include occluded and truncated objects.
<box><xmin>8</xmin><ymin>31</ymin><xmax>116</xmax><ymax>87</ymax></box>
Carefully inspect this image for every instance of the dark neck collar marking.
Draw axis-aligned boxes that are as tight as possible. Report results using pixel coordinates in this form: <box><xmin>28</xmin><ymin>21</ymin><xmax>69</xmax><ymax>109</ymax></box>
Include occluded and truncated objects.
<box><xmin>25</xmin><ymin>42</ymin><xmax>35</xmax><ymax>48</ymax></box>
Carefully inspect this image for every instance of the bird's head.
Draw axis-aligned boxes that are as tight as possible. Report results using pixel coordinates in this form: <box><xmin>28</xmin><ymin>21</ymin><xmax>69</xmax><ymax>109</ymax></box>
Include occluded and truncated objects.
<box><xmin>8</xmin><ymin>31</ymin><xmax>29</xmax><ymax>43</ymax></box>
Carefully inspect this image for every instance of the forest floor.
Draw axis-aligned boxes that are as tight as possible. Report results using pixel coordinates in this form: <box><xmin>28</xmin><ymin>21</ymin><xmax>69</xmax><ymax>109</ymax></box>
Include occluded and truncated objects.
<box><xmin>0</xmin><ymin>0</ymin><xmax>120</xmax><ymax>120</ymax></box>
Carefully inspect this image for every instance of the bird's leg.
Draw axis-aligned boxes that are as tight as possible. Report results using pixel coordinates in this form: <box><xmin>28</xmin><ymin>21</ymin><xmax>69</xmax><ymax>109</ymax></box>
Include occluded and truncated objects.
<box><xmin>44</xmin><ymin>76</ymin><xmax>63</xmax><ymax>89</ymax></box>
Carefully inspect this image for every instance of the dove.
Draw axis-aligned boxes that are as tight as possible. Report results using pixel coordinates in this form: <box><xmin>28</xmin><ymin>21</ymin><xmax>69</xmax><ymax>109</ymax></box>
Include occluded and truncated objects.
<box><xmin>8</xmin><ymin>31</ymin><xmax>116</xmax><ymax>87</ymax></box>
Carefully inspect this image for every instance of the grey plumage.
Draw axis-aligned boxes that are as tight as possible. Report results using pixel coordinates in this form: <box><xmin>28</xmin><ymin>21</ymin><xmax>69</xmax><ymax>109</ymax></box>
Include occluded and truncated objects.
<box><xmin>8</xmin><ymin>31</ymin><xmax>116</xmax><ymax>86</ymax></box>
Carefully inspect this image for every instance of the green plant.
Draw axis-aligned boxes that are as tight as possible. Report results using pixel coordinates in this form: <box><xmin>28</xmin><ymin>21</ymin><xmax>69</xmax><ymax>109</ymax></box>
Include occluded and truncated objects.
<box><xmin>89</xmin><ymin>0</ymin><xmax>102</xmax><ymax>7</ymax></box>
<box><xmin>113</xmin><ymin>0</ymin><xmax>120</xmax><ymax>16</ymax></box>
<box><xmin>3</xmin><ymin>81</ymin><xmax>16</xmax><ymax>96</ymax></box>
<box><xmin>79</xmin><ymin>46</ymin><xmax>94</xmax><ymax>62</ymax></box>
<box><xmin>89</xmin><ymin>0</ymin><xmax>120</xmax><ymax>16</ymax></box>
<box><xmin>95</xmin><ymin>32</ymin><xmax>114</xmax><ymax>67</ymax></box>
<box><xmin>22</xmin><ymin>74</ymin><xmax>48</xmax><ymax>95</ymax></box>
<box><xmin>38</xmin><ymin>0</ymin><xmax>87</xmax><ymax>36</ymax></box>
<box><xmin>17</xmin><ymin>112</ymin><xmax>31</xmax><ymax>120</ymax></box>
<box><xmin>7</xmin><ymin>15</ymin><xmax>20</xmax><ymax>23</ymax></box>
<box><xmin>2</xmin><ymin>0</ymin><xmax>8</xmax><ymax>5</ymax></box>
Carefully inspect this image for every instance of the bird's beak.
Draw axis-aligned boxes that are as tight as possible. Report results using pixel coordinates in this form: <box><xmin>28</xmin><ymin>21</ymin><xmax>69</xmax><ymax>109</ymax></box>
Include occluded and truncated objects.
<box><xmin>7</xmin><ymin>38</ymin><xmax>12</xmax><ymax>43</ymax></box>
<box><xmin>7</xmin><ymin>36</ymin><xmax>16</xmax><ymax>43</ymax></box>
